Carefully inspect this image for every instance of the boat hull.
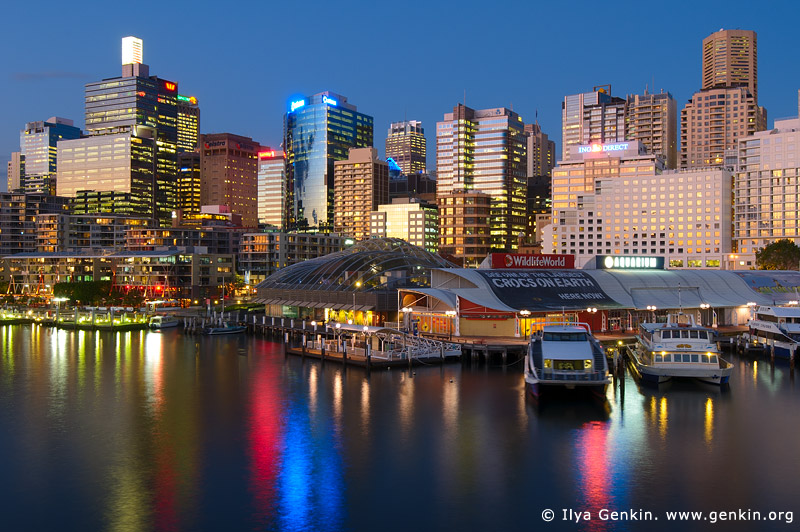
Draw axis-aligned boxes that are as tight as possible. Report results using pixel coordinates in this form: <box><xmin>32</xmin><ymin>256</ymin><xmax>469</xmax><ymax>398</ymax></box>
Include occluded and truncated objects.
<box><xmin>628</xmin><ymin>351</ymin><xmax>732</xmax><ymax>385</ymax></box>
<box><xmin>204</xmin><ymin>326</ymin><xmax>246</xmax><ymax>335</ymax></box>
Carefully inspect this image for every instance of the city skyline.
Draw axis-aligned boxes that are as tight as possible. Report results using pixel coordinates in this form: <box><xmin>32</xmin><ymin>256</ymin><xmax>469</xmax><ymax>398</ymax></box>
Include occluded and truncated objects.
<box><xmin>2</xmin><ymin>1</ymin><xmax>800</xmax><ymax>190</ymax></box>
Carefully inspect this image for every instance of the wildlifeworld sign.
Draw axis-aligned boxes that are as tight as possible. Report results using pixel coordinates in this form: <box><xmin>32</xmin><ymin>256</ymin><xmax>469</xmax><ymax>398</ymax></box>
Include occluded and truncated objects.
<box><xmin>477</xmin><ymin>270</ymin><xmax>620</xmax><ymax>311</ymax></box>
<box><xmin>489</xmin><ymin>253</ymin><xmax>575</xmax><ymax>269</ymax></box>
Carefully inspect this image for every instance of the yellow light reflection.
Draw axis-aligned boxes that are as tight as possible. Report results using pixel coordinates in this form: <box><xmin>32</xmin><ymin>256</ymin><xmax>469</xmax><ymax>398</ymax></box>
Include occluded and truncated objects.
<box><xmin>658</xmin><ymin>396</ymin><xmax>668</xmax><ymax>439</ymax></box>
<box><xmin>753</xmin><ymin>361</ymin><xmax>758</xmax><ymax>386</ymax></box>
<box><xmin>333</xmin><ymin>370</ymin><xmax>343</xmax><ymax>422</ymax></box>
<box><xmin>704</xmin><ymin>397</ymin><xmax>714</xmax><ymax>444</ymax></box>
<box><xmin>360</xmin><ymin>380</ymin><xmax>370</xmax><ymax>431</ymax></box>
<box><xmin>398</xmin><ymin>373</ymin><xmax>414</xmax><ymax>437</ymax></box>
<box><xmin>308</xmin><ymin>365</ymin><xmax>318</xmax><ymax>416</ymax></box>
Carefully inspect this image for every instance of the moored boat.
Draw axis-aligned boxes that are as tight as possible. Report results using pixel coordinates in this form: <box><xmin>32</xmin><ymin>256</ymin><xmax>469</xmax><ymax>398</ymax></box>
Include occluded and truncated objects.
<box><xmin>525</xmin><ymin>322</ymin><xmax>609</xmax><ymax>398</ymax></box>
<box><xmin>627</xmin><ymin>313</ymin><xmax>733</xmax><ymax>385</ymax></box>
<box><xmin>739</xmin><ymin>305</ymin><xmax>800</xmax><ymax>359</ymax></box>
<box><xmin>203</xmin><ymin>324</ymin><xmax>246</xmax><ymax>335</ymax></box>
<box><xmin>148</xmin><ymin>315</ymin><xmax>181</xmax><ymax>329</ymax></box>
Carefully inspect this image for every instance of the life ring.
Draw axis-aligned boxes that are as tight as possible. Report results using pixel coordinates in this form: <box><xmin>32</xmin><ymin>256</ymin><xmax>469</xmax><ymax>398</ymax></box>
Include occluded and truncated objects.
<box><xmin>421</xmin><ymin>321</ymin><xmax>429</xmax><ymax>332</ymax></box>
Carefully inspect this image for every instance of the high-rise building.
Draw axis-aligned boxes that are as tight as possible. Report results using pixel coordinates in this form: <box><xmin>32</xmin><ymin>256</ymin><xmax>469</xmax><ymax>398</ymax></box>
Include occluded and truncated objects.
<box><xmin>257</xmin><ymin>149</ymin><xmax>286</xmax><ymax>228</ymax></box>
<box><xmin>199</xmin><ymin>133</ymin><xmax>262</xmax><ymax>228</ymax></box>
<box><xmin>562</xmin><ymin>87</ymin><xmax>626</xmax><ymax>161</ymax></box>
<box><xmin>681</xmin><ymin>29</ymin><xmax>766</xmax><ymax>170</ymax></box>
<box><xmin>625</xmin><ymin>91</ymin><xmax>678</xmax><ymax>169</ymax></box>
<box><xmin>543</xmin><ymin>140</ymin><xmax>732</xmax><ymax>268</ymax></box>
<box><xmin>524</xmin><ymin>122</ymin><xmax>555</xmax><ymax>178</ymax></box>
<box><xmin>333</xmin><ymin>147</ymin><xmax>389</xmax><ymax>240</ymax></box>
<box><xmin>702</xmin><ymin>29</ymin><xmax>758</xmax><ymax>101</ymax></box>
<box><xmin>20</xmin><ymin>117</ymin><xmax>81</xmax><ymax>194</ymax></box>
<box><xmin>58</xmin><ymin>37</ymin><xmax>179</xmax><ymax>226</ymax></box>
<box><xmin>436</xmin><ymin>104</ymin><xmax>527</xmax><ymax>252</ymax></box>
<box><xmin>284</xmin><ymin>91</ymin><xmax>373</xmax><ymax>231</ymax></box>
<box><xmin>0</xmin><ymin>192</ymin><xmax>69</xmax><ymax>257</ymax></box>
<box><xmin>735</xmin><ymin>117</ymin><xmax>800</xmax><ymax>257</ymax></box>
<box><xmin>385</xmin><ymin>120</ymin><xmax>426</xmax><ymax>174</ymax></box>
<box><xmin>437</xmin><ymin>189</ymin><xmax>491</xmax><ymax>267</ymax></box>
<box><xmin>177</xmin><ymin>95</ymin><xmax>200</xmax><ymax>152</ymax></box>
<box><xmin>7</xmin><ymin>152</ymin><xmax>24</xmax><ymax>192</ymax></box>
<box><xmin>680</xmin><ymin>86</ymin><xmax>767</xmax><ymax>169</ymax></box>
<box><xmin>369</xmin><ymin>197</ymin><xmax>438</xmax><ymax>252</ymax></box>
<box><xmin>177</xmin><ymin>151</ymin><xmax>201</xmax><ymax>217</ymax></box>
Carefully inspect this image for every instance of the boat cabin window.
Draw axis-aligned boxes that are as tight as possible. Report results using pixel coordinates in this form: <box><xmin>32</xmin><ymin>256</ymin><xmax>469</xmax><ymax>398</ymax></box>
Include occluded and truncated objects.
<box><xmin>543</xmin><ymin>332</ymin><xmax>588</xmax><ymax>342</ymax></box>
<box><xmin>702</xmin><ymin>354</ymin><xmax>710</xmax><ymax>363</ymax></box>
<box><xmin>662</xmin><ymin>354</ymin><xmax>672</xmax><ymax>362</ymax></box>
<box><xmin>756</xmin><ymin>313</ymin><xmax>778</xmax><ymax>323</ymax></box>
<box><xmin>691</xmin><ymin>354</ymin><xmax>699</xmax><ymax>362</ymax></box>
<box><xmin>710</xmin><ymin>355</ymin><xmax>718</xmax><ymax>364</ymax></box>
<box><xmin>690</xmin><ymin>330</ymin><xmax>699</xmax><ymax>338</ymax></box>
<box><xmin>655</xmin><ymin>354</ymin><xmax>663</xmax><ymax>362</ymax></box>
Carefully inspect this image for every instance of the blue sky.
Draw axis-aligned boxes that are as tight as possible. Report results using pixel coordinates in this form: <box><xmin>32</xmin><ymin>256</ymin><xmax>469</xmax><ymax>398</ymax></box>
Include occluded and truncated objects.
<box><xmin>2</xmin><ymin>0</ymin><xmax>799</xmax><ymax>189</ymax></box>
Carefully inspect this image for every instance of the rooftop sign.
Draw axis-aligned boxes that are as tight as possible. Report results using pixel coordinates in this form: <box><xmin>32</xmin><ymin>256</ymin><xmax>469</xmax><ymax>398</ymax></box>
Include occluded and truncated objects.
<box><xmin>596</xmin><ymin>255</ymin><xmax>665</xmax><ymax>270</ymax></box>
<box><xmin>578</xmin><ymin>142</ymin><xmax>630</xmax><ymax>154</ymax></box>
<box><xmin>490</xmin><ymin>253</ymin><xmax>575</xmax><ymax>269</ymax></box>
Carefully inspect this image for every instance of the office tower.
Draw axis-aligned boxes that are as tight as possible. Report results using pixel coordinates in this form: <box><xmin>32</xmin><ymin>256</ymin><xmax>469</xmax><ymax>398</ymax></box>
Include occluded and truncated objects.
<box><xmin>735</xmin><ymin>117</ymin><xmax>800</xmax><ymax>257</ymax></box>
<box><xmin>177</xmin><ymin>95</ymin><xmax>200</xmax><ymax>152</ymax></box>
<box><xmin>625</xmin><ymin>90</ymin><xmax>678</xmax><ymax>169</ymax></box>
<box><xmin>284</xmin><ymin>91</ymin><xmax>373</xmax><ymax>231</ymax></box>
<box><xmin>333</xmin><ymin>147</ymin><xmax>389</xmax><ymax>240</ymax></box>
<box><xmin>369</xmin><ymin>198</ymin><xmax>438</xmax><ymax>252</ymax></box>
<box><xmin>7</xmin><ymin>152</ymin><xmax>24</xmax><ymax>191</ymax></box>
<box><xmin>257</xmin><ymin>149</ymin><xmax>286</xmax><ymax>227</ymax></box>
<box><xmin>681</xmin><ymin>29</ymin><xmax>766</xmax><ymax>169</ymax></box>
<box><xmin>562</xmin><ymin>86</ymin><xmax>626</xmax><ymax>161</ymax></box>
<box><xmin>20</xmin><ymin>117</ymin><xmax>81</xmax><ymax>194</ymax></box>
<box><xmin>199</xmin><ymin>133</ymin><xmax>262</xmax><ymax>227</ymax></box>
<box><xmin>437</xmin><ymin>189</ymin><xmax>491</xmax><ymax>267</ymax></box>
<box><xmin>121</xmin><ymin>36</ymin><xmax>143</xmax><ymax>65</ymax></box>
<box><xmin>58</xmin><ymin>37</ymin><xmax>178</xmax><ymax>225</ymax></box>
<box><xmin>702</xmin><ymin>29</ymin><xmax>758</xmax><ymax>101</ymax></box>
<box><xmin>385</xmin><ymin>120</ymin><xmax>426</xmax><ymax>174</ymax></box>
<box><xmin>177</xmin><ymin>151</ymin><xmax>201</xmax><ymax>217</ymax></box>
<box><xmin>436</xmin><ymin>104</ymin><xmax>527</xmax><ymax>252</ymax></box>
<box><xmin>542</xmin><ymin>140</ymin><xmax>732</xmax><ymax>268</ymax></box>
<box><xmin>0</xmin><ymin>192</ymin><xmax>69</xmax><ymax>256</ymax></box>
<box><xmin>524</xmin><ymin>122</ymin><xmax>555</xmax><ymax>178</ymax></box>
<box><xmin>526</xmin><ymin>174</ymin><xmax>551</xmax><ymax>244</ymax></box>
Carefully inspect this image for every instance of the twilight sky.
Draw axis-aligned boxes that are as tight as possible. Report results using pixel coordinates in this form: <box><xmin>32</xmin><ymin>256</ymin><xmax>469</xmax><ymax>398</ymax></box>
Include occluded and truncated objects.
<box><xmin>2</xmin><ymin>0</ymin><xmax>799</xmax><ymax>190</ymax></box>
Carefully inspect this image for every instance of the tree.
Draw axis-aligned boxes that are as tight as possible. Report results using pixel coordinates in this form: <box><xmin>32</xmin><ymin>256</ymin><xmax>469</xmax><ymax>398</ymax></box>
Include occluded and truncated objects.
<box><xmin>755</xmin><ymin>239</ymin><xmax>800</xmax><ymax>270</ymax></box>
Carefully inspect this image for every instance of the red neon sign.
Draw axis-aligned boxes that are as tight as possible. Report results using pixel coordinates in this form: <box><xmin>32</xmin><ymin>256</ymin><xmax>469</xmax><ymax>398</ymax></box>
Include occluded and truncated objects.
<box><xmin>259</xmin><ymin>151</ymin><xmax>283</xmax><ymax>159</ymax></box>
<box><xmin>164</xmin><ymin>82</ymin><xmax>176</xmax><ymax>92</ymax></box>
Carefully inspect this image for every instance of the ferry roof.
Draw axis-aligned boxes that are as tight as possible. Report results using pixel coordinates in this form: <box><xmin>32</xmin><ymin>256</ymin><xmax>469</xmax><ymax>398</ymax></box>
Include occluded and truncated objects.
<box><xmin>754</xmin><ymin>305</ymin><xmax>800</xmax><ymax>317</ymax></box>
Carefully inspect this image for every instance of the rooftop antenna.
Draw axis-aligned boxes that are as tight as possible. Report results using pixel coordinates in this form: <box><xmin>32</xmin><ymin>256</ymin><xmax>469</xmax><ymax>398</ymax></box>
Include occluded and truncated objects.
<box><xmin>678</xmin><ymin>283</ymin><xmax>682</xmax><ymax>314</ymax></box>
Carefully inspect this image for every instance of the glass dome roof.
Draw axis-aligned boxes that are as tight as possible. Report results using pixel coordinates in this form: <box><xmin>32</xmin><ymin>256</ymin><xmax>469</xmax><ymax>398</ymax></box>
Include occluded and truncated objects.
<box><xmin>257</xmin><ymin>238</ymin><xmax>455</xmax><ymax>292</ymax></box>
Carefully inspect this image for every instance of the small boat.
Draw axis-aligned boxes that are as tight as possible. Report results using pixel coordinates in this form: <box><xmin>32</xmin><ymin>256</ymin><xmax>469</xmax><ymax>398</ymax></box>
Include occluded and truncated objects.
<box><xmin>148</xmin><ymin>315</ymin><xmax>181</xmax><ymax>329</ymax></box>
<box><xmin>203</xmin><ymin>324</ymin><xmax>246</xmax><ymax>335</ymax></box>
<box><xmin>739</xmin><ymin>305</ymin><xmax>800</xmax><ymax>359</ymax></box>
<box><xmin>627</xmin><ymin>313</ymin><xmax>733</xmax><ymax>385</ymax></box>
<box><xmin>525</xmin><ymin>322</ymin><xmax>610</xmax><ymax>398</ymax></box>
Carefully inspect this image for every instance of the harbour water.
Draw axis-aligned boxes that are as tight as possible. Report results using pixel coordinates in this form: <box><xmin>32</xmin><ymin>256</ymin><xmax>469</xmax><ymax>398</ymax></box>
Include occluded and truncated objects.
<box><xmin>0</xmin><ymin>325</ymin><xmax>798</xmax><ymax>531</ymax></box>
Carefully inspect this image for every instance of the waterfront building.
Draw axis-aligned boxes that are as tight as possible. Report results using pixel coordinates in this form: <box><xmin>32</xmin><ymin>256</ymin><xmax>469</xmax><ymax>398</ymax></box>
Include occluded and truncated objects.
<box><xmin>254</xmin><ymin>238</ymin><xmax>454</xmax><ymax>324</ymax></box>
<box><xmin>436</xmin><ymin>104</ymin><xmax>527</xmax><ymax>253</ymax></box>
<box><xmin>437</xmin><ymin>189</ymin><xmax>491</xmax><ymax>267</ymax></box>
<box><xmin>177</xmin><ymin>151</ymin><xmax>201</xmax><ymax>217</ymax></box>
<box><xmin>0</xmin><ymin>192</ymin><xmax>69</xmax><ymax>257</ymax></box>
<box><xmin>238</xmin><ymin>232</ymin><xmax>349</xmax><ymax>284</ymax></box>
<box><xmin>7</xmin><ymin>152</ymin><xmax>23</xmax><ymax>192</ymax></box>
<box><xmin>681</xmin><ymin>29</ymin><xmax>766</xmax><ymax>169</ymax></box>
<box><xmin>385</xmin><ymin>120</ymin><xmax>426</xmax><ymax>174</ymax></box>
<box><xmin>333</xmin><ymin>147</ymin><xmax>389</xmax><ymax>240</ymax></box>
<box><xmin>177</xmin><ymin>95</ymin><xmax>200</xmax><ymax>152</ymax></box>
<box><xmin>524</xmin><ymin>122</ymin><xmax>555</xmax><ymax>178</ymax></box>
<box><xmin>562</xmin><ymin>87</ymin><xmax>626</xmax><ymax>161</ymax></box>
<box><xmin>20</xmin><ymin>117</ymin><xmax>81</xmax><ymax>195</ymax></box>
<box><xmin>58</xmin><ymin>37</ymin><xmax>179</xmax><ymax>226</ymax></box>
<box><xmin>257</xmin><ymin>149</ymin><xmax>286</xmax><ymax>228</ymax></box>
<box><xmin>199</xmin><ymin>133</ymin><xmax>262</xmax><ymax>228</ymax></box>
<box><xmin>125</xmin><ymin>225</ymin><xmax>244</xmax><ymax>256</ymax></box>
<box><xmin>626</xmin><ymin>91</ymin><xmax>678</xmax><ymax>169</ymax></box>
<box><xmin>369</xmin><ymin>197</ymin><xmax>438</xmax><ymax>253</ymax></box>
<box><xmin>735</xmin><ymin>117</ymin><xmax>800</xmax><ymax>263</ymax></box>
<box><xmin>542</xmin><ymin>141</ymin><xmax>732</xmax><ymax>268</ymax></box>
<box><xmin>1</xmin><ymin>250</ymin><xmax>234</xmax><ymax>301</ymax></box>
<box><xmin>284</xmin><ymin>91</ymin><xmax>374</xmax><ymax>231</ymax></box>
<box><xmin>35</xmin><ymin>214</ymin><xmax>151</xmax><ymax>253</ymax></box>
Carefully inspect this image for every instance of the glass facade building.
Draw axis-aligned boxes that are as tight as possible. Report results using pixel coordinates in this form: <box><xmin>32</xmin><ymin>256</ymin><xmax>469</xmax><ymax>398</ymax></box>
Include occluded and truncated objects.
<box><xmin>284</xmin><ymin>92</ymin><xmax>373</xmax><ymax>231</ymax></box>
<box><xmin>20</xmin><ymin>117</ymin><xmax>81</xmax><ymax>194</ymax></box>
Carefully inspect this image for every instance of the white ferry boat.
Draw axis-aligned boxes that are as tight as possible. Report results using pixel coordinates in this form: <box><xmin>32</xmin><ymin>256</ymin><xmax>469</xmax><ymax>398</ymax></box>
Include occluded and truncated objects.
<box><xmin>524</xmin><ymin>322</ymin><xmax>610</xmax><ymax>398</ymax></box>
<box><xmin>628</xmin><ymin>313</ymin><xmax>733</xmax><ymax>385</ymax></box>
<box><xmin>203</xmin><ymin>323</ymin><xmax>246</xmax><ymax>335</ymax></box>
<box><xmin>740</xmin><ymin>306</ymin><xmax>800</xmax><ymax>359</ymax></box>
<box><xmin>148</xmin><ymin>315</ymin><xmax>181</xmax><ymax>329</ymax></box>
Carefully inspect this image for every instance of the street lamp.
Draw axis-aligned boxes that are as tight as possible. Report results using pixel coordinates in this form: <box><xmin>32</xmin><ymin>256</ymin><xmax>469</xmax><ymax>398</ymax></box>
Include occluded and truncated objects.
<box><xmin>699</xmin><ymin>303</ymin><xmax>710</xmax><ymax>326</ymax></box>
<box><xmin>646</xmin><ymin>305</ymin><xmax>657</xmax><ymax>322</ymax></box>
<box><xmin>353</xmin><ymin>280</ymin><xmax>362</xmax><ymax>325</ymax></box>
<box><xmin>401</xmin><ymin>306</ymin><xmax>412</xmax><ymax>331</ymax></box>
<box><xmin>445</xmin><ymin>310</ymin><xmax>456</xmax><ymax>341</ymax></box>
<box><xmin>586</xmin><ymin>307</ymin><xmax>597</xmax><ymax>332</ymax></box>
<box><xmin>519</xmin><ymin>309</ymin><xmax>531</xmax><ymax>340</ymax></box>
